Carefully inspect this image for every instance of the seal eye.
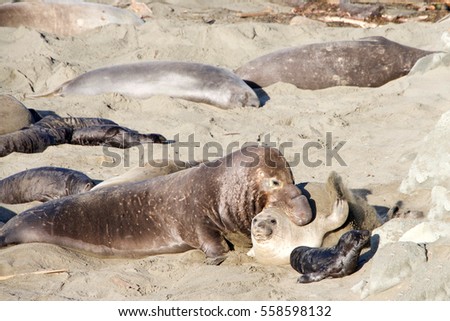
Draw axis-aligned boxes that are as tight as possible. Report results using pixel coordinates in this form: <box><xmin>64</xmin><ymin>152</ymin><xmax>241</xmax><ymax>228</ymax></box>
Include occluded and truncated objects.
<box><xmin>270</xmin><ymin>219</ymin><xmax>277</xmax><ymax>225</ymax></box>
<box><xmin>269</xmin><ymin>178</ymin><xmax>281</xmax><ymax>188</ymax></box>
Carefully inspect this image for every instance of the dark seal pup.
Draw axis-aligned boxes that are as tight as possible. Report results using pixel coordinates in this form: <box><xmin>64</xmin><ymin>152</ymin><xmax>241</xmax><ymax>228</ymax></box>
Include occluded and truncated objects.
<box><xmin>0</xmin><ymin>115</ymin><xmax>168</xmax><ymax>157</ymax></box>
<box><xmin>0</xmin><ymin>166</ymin><xmax>95</xmax><ymax>204</ymax></box>
<box><xmin>0</xmin><ymin>146</ymin><xmax>313</xmax><ymax>265</ymax></box>
<box><xmin>290</xmin><ymin>229</ymin><xmax>371</xmax><ymax>283</ymax></box>
<box><xmin>235</xmin><ymin>36</ymin><xmax>435</xmax><ymax>89</ymax></box>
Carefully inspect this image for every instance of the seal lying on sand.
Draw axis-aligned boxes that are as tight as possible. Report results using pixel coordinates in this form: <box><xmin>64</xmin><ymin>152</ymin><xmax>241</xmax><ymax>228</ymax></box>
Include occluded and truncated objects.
<box><xmin>290</xmin><ymin>229</ymin><xmax>371</xmax><ymax>283</ymax></box>
<box><xmin>248</xmin><ymin>200</ymin><xmax>348</xmax><ymax>265</ymax></box>
<box><xmin>0</xmin><ymin>95</ymin><xmax>36</xmax><ymax>135</ymax></box>
<box><xmin>92</xmin><ymin>159</ymin><xmax>200</xmax><ymax>190</ymax></box>
<box><xmin>33</xmin><ymin>61</ymin><xmax>261</xmax><ymax>109</ymax></box>
<box><xmin>235</xmin><ymin>36</ymin><xmax>435</xmax><ymax>89</ymax></box>
<box><xmin>0</xmin><ymin>2</ymin><xmax>143</xmax><ymax>37</ymax></box>
<box><xmin>248</xmin><ymin>171</ymin><xmax>350</xmax><ymax>265</ymax></box>
<box><xmin>0</xmin><ymin>115</ymin><xmax>168</xmax><ymax>157</ymax></box>
<box><xmin>0</xmin><ymin>166</ymin><xmax>94</xmax><ymax>204</ymax></box>
<box><xmin>0</xmin><ymin>146</ymin><xmax>312</xmax><ymax>265</ymax></box>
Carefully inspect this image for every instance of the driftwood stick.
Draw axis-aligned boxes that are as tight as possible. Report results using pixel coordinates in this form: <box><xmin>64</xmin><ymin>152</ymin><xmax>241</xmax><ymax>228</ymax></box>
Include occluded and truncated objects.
<box><xmin>317</xmin><ymin>16</ymin><xmax>378</xmax><ymax>28</ymax></box>
<box><xmin>237</xmin><ymin>7</ymin><xmax>274</xmax><ymax>18</ymax></box>
<box><xmin>0</xmin><ymin>269</ymin><xmax>68</xmax><ymax>281</ymax></box>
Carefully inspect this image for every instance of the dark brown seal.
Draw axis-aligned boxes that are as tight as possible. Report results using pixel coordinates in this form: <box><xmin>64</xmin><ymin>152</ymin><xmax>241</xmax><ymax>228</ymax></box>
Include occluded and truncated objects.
<box><xmin>0</xmin><ymin>115</ymin><xmax>168</xmax><ymax>157</ymax></box>
<box><xmin>0</xmin><ymin>146</ymin><xmax>312</xmax><ymax>264</ymax></box>
<box><xmin>290</xmin><ymin>229</ymin><xmax>371</xmax><ymax>283</ymax></box>
<box><xmin>235</xmin><ymin>36</ymin><xmax>436</xmax><ymax>89</ymax></box>
<box><xmin>0</xmin><ymin>166</ymin><xmax>95</xmax><ymax>204</ymax></box>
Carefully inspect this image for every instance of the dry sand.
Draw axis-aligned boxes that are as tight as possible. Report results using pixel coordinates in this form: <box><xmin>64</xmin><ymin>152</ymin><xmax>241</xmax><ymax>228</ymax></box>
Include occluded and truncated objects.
<box><xmin>1</xmin><ymin>0</ymin><xmax>450</xmax><ymax>300</ymax></box>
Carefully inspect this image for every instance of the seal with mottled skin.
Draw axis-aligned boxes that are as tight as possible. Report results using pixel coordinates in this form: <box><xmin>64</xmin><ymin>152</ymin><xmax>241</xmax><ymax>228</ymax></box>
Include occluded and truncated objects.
<box><xmin>0</xmin><ymin>115</ymin><xmax>168</xmax><ymax>157</ymax></box>
<box><xmin>0</xmin><ymin>146</ymin><xmax>312</xmax><ymax>264</ymax></box>
<box><xmin>0</xmin><ymin>166</ymin><xmax>95</xmax><ymax>204</ymax></box>
<box><xmin>0</xmin><ymin>2</ymin><xmax>143</xmax><ymax>37</ymax></box>
<box><xmin>33</xmin><ymin>61</ymin><xmax>261</xmax><ymax>109</ymax></box>
<box><xmin>290</xmin><ymin>229</ymin><xmax>371</xmax><ymax>283</ymax></box>
<box><xmin>248</xmin><ymin>199</ymin><xmax>348</xmax><ymax>265</ymax></box>
<box><xmin>235</xmin><ymin>37</ymin><xmax>436</xmax><ymax>89</ymax></box>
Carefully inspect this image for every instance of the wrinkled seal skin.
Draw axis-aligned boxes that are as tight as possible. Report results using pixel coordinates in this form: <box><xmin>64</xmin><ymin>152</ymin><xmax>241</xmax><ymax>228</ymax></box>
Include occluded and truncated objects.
<box><xmin>35</xmin><ymin>61</ymin><xmax>261</xmax><ymax>109</ymax></box>
<box><xmin>0</xmin><ymin>2</ymin><xmax>143</xmax><ymax>37</ymax></box>
<box><xmin>290</xmin><ymin>229</ymin><xmax>371</xmax><ymax>283</ymax></box>
<box><xmin>0</xmin><ymin>166</ymin><xmax>95</xmax><ymax>204</ymax></box>
<box><xmin>235</xmin><ymin>36</ymin><xmax>436</xmax><ymax>89</ymax></box>
<box><xmin>0</xmin><ymin>146</ymin><xmax>312</xmax><ymax>265</ymax></box>
<box><xmin>0</xmin><ymin>115</ymin><xmax>168</xmax><ymax>157</ymax></box>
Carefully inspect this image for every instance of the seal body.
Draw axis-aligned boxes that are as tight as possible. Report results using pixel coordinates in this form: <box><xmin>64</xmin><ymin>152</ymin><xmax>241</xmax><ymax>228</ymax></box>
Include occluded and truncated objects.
<box><xmin>248</xmin><ymin>199</ymin><xmax>348</xmax><ymax>265</ymax></box>
<box><xmin>37</xmin><ymin>61</ymin><xmax>261</xmax><ymax>109</ymax></box>
<box><xmin>0</xmin><ymin>115</ymin><xmax>168</xmax><ymax>157</ymax></box>
<box><xmin>290</xmin><ymin>229</ymin><xmax>371</xmax><ymax>283</ymax></box>
<box><xmin>0</xmin><ymin>146</ymin><xmax>312</xmax><ymax>264</ymax></box>
<box><xmin>235</xmin><ymin>37</ymin><xmax>435</xmax><ymax>89</ymax></box>
<box><xmin>0</xmin><ymin>95</ymin><xmax>36</xmax><ymax>135</ymax></box>
<box><xmin>0</xmin><ymin>166</ymin><xmax>94</xmax><ymax>204</ymax></box>
<box><xmin>0</xmin><ymin>2</ymin><xmax>143</xmax><ymax>36</ymax></box>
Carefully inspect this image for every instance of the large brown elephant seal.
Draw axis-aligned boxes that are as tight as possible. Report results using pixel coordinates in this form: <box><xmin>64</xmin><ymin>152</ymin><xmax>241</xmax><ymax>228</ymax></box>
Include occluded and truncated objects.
<box><xmin>0</xmin><ymin>146</ymin><xmax>312</xmax><ymax>265</ymax></box>
<box><xmin>290</xmin><ymin>229</ymin><xmax>371</xmax><ymax>283</ymax></box>
<box><xmin>235</xmin><ymin>36</ymin><xmax>436</xmax><ymax>89</ymax></box>
<box><xmin>0</xmin><ymin>166</ymin><xmax>95</xmax><ymax>204</ymax></box>
<box><xmin>0</xmin><ymin>2</ymin><xmax>143</xmax><ymax>37</ymax></box>
<box><xmin>247</xmin><ymin>171</ymin><xmax>350</xmax><ymax>265</ymax></box>
<box><xmin>33</xmin><ymin>61</ymin><xmax>261</xmax><ymax>109</ymax></box>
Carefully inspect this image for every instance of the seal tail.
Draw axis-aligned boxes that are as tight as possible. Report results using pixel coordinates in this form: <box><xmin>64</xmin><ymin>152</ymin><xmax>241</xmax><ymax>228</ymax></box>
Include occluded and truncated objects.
<box><xmin>326</xmin><ymin>171</ymin><xmax>352</xmax><ymax>202</ymax></box>
<box><xmin>25</xmin><ymin>81</ymin><xmax>68</xmax><ymax>99</ymax></box>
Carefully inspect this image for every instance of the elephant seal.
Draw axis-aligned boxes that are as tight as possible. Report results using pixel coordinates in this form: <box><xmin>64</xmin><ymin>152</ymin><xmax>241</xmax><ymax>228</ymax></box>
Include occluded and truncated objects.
<box><xmin>248</xmin><ymin>199</ymin><xmax>348</xmax><ymax>265</ymax></box>
<box><xmin>0</xmin><ymin>115</ymin><xmax>168</xmax><ymax>157</ymax></box>
<box><xmin>235</xmin><ymin>37</ymin><xmax>436</xmax><ymax>89</ymax></box>
<box><xmin>33</xmin><ymin>61</ymin><xmax>261</xmax><ymax>109</ymax></box>
<box><xmin>0</xmin><ymin>166</ymin><xmax>95</xmax><ymax>204</ymax></box>
<box><xmin>92</xmin><ymin>159</ymin><xmax>200</xmax><ymax>190</ymax></box>
<box><xmin>247</xmin><ymin>171</ymin><xmax>350</xmax><ymax>265</ymax></box>
<box><xmin>290</xmin><ymin>229</ymin><xmax>371</xmax><ymax>283</ymax></box>
<box><xmin>0</xmin><ymin>2</ymin><xmax>143</xmax><ymax>37</ymax></box>
<box><xmin>0</xmin><ymin>95</ymin><xmax>36</xmax><ymax>135</ymax></box>
<box><xmin>0</xmin><ymin>146</ymin><xmax>313</xmax><ymax>265</ymax></box>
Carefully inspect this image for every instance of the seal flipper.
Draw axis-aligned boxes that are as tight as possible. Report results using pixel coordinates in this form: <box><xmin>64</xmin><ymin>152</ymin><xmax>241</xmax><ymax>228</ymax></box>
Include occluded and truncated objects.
<box><xmin>25</xmin><ymin>80</ymin><xmax>69</xmax><ymax>99</ymax></box>
<box><xmin>297</xmin><ymin>271</ymin><xmax>327</xmax><ymax>283</ymax></box>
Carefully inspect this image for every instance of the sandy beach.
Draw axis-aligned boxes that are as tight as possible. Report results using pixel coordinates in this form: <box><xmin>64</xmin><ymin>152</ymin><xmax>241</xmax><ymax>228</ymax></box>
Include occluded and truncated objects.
<box><xmin>1</xmin><ymin>0</ymin><xmax>450</xmax><ymax>300</ymax></box>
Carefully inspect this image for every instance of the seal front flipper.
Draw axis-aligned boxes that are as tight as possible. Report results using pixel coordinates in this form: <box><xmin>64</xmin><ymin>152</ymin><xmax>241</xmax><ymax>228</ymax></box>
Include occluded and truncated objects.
<box><xmin>297</xmin><ymin>271</ymin><xmax>327</xmax><ymax>283</ymax></box>
<box><xmin>199</xmin><ymin>230</ymin><xmax>231</xmax><ymax>265</ymax></box>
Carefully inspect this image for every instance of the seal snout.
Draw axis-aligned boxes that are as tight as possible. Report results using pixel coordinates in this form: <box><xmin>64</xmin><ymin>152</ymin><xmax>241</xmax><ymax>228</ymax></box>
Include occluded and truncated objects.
<box><xmin>251</xmin><ymin>216</ymin><xmax>276</xmax><ymax>241</ymax></box>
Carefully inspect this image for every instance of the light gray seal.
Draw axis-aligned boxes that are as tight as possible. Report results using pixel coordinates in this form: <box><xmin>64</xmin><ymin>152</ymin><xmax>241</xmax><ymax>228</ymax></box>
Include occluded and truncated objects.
<box><xmin>0</xmin><ymin>166</ymin><xmax>95</xmax><ymax>204</ymax></box>
<box><xmin>0</xmin><ymin>146</ymin><xmax>312</xmax><ymax>265</ymax></box>
<box><xmin>290</xmin><ymin>229</ymin><xmax>371</xmax><ymax>283</ymax></box>
<box><xmin>235</xmin><ymin>36</ymin><xmax>436</xmax><ymax>89</ymax></box>
<box><xmin>33</xmin><ymin>61</ymin><xmax>261</xmax><ymax>109</ymax></box>
<box><xmin>0</xmin><ymin>95</ymin><xmax>36</xmax><ymax>135</ymax></box>
<box><xmin>0</xmin><ymin>2</ymin><xmax>143</xmax><ymax>36</ymax></box>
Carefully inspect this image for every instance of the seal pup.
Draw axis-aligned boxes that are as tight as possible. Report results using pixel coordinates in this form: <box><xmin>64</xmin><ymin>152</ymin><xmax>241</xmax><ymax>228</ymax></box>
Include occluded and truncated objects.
<box><xmin>0</xmin><ymin>115</ymin><xmax>168</xmax><ymax>157</ymax></box>
<box><xmin>0</xmin><ymin>166</ymin><xmax>94</xmax><ymax>204</ymax></box>
<box><xmin>32</xmin><ymin>61</ymin><xmax>261</xmax><ymax>109</ymax></box>
<box><xmin>235</xmin><ymin>37</ymin><xmax>436</xmax><ymax>89</ymax></box>
<box><xmin>0</xmin><ymin>2</ymin><xmax>143</xmax><ymax>37</ymax></box>
<box><xmin>0</xmin><ymin>146</ymin><xmax>313</xmax><ymax>265</ymax></box>
<box><xmin>0</xmin><ymin>95</ymin><xmax>36</xmax><ymax>135</ymax></box>
<box><xmin>248</xmin><ymin>199</ymin><xmax>348</xmax><ymax>265</ymax></box>
<box><xmin>290</xmin><ymin>229</ymin><xmax>371</xmax><ymax>283</ymax></box>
